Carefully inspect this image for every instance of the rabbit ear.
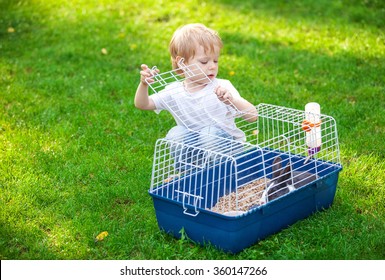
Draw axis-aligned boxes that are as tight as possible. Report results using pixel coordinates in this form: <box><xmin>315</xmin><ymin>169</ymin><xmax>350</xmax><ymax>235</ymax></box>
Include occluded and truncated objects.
<box><xmin>271</xmin><ymin>156</ymin><xmax>282</xmax><ymax>179</ymax></box>
<box><xmin>279</xmin><ymin>163</ymin><xmax>292</xmax><ymax>185</ymax></box>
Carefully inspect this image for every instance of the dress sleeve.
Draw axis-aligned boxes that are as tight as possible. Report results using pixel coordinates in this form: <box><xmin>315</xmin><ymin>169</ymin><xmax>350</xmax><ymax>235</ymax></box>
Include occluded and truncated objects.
<box><xmin>151</xmin><ymin>82</ymin><xmax>183</xmax><ymax>114</ymax></box>
<box><xmin>150</xmin><ymin>83</ymin><xmax>175</xmax><ymax>114</ymax></box>
<box><xmin>150</xmin><ymin>91</ymin><xmax>165</xmax><ymax>114</ymax></box>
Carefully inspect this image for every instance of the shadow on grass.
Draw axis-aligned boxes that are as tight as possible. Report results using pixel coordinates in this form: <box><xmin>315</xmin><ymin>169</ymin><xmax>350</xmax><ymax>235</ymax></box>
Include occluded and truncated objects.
<box><xmin>208</xmin><ymin>0</ymin><xmax>385</xmax><ymax>29</ymax></box>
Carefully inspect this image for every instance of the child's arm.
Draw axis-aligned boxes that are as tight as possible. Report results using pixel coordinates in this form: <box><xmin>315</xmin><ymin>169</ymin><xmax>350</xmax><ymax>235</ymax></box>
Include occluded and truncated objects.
<box><xmin>215</xmin><ymin>85</ymin><xmax>258</xmax><ymax>122</ymax></box>
<box><xmin>134</xmin><ymin>64</ymin><xmax>158</xmax><ymax>111</ymax></box>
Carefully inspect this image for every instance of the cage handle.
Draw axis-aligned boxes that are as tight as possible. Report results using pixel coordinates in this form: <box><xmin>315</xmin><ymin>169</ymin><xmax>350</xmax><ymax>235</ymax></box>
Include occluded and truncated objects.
<box><xmin>177</xmin><ymin>149</ymin><xmax>208</xmax><ymax>170</ymax></box>
<box><xmin>177</xmin><ymin>159</ymin><xmax>207</xmax><ymax>170</ymax></box>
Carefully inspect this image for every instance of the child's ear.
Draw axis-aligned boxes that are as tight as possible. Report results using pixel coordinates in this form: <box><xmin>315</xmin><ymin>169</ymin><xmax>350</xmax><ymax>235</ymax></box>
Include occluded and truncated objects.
<box><xmin>176</xmin><ymin>56</ymin><xmax>185</xmax><ymax>67</ymax></box>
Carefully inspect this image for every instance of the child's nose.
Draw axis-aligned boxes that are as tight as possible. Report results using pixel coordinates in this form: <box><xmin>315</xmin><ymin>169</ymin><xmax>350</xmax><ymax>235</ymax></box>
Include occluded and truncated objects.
<box><xmin>208</xmin><ymin>61</ymin><xmax>217</xmax><ymax>69</ymax></box>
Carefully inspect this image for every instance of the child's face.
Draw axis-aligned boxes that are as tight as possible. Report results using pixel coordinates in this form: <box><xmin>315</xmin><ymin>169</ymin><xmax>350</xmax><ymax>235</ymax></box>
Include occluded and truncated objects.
<box><xmin>186</xmin><ymin>44</ymin><xmax>220</xmax><ymax>83</ymax></box>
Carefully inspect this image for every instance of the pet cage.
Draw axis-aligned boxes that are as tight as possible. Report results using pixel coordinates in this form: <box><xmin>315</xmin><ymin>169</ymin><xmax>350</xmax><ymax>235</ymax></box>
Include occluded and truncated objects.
<box><xmin>146</xmin><ymin>63</ymin><xmax>342</xmax><ymax>253</ymax></box>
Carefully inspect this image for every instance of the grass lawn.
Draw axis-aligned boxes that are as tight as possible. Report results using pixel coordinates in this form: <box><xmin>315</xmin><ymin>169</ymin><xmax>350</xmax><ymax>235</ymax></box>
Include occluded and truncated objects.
<box><xmin>0</xmin><ymin>0</ymin><xmax>384</xmax><ymax>259</ymax></box>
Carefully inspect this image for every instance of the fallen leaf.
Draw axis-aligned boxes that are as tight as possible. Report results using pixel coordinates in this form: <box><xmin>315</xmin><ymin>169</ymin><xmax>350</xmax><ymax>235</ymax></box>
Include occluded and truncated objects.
<box><xmin>95</xmin><ymin>231</ymin><xmax>108</xmax><ymax>242</ymax></box>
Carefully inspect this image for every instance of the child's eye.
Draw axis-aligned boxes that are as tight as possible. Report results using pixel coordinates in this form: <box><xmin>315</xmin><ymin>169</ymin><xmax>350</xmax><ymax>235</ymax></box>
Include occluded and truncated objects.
<box><xmin>200</xmin><ymin>61</ymin><xmax>208</xmax><ymax>64</ymax></box>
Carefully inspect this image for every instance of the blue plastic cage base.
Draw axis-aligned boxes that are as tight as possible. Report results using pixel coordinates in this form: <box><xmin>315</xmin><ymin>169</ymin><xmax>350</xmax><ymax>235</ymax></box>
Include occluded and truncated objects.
<box><xmin>149</xmin><ymin>150</ymin><xmax>342</xmax><ymax>253</ymax></box>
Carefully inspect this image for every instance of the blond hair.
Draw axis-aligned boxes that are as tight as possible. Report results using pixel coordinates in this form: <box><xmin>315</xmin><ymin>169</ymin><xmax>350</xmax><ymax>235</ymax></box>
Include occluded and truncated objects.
<box><xmin>169</xmin><ymin>23</ymin><xmax>223</xmax><ymax>70</ymax></box>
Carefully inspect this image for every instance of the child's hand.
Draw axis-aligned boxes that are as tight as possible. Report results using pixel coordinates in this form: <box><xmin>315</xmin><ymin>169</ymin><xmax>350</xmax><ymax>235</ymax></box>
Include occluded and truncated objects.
<box><xmin>140</xmin><ymin>64</ymin><xmax>159</xmax><ymax>85</ymax></box>
<box><xmin>215</xmin><ymin>85</ymin><xmax>233</xmax><ymax>105</ymax></box>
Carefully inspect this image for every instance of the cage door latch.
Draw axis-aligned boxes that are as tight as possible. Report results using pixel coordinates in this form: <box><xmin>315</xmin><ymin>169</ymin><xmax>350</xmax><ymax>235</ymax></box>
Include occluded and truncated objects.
<box><xmin>175</xmin><ymin>190</ymin><xmax>203</xmax><ymax>217</ymax></box>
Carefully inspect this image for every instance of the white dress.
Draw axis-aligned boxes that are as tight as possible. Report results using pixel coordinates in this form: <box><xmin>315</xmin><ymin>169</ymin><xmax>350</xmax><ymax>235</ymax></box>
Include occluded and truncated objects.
<box><xmin>151</xmin><ymin>78</ymin><xmax>245</xmax><ymax>141</ymax></box>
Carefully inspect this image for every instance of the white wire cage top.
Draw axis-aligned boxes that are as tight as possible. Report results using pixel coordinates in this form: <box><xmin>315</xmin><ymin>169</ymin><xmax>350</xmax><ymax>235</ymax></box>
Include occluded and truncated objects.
<box><xmin>254</xmin><ymin>103</ymin><xmax>341</xmax><ymax>165</ymax></box>
<box><xmin>145</xmin><ymin>60</ymin><xmax>212</xmax><ymax>95</ymax></box>
<box><xmin>144</xmin><ymin>61</ymin><xmax>255</xmax><ymax>135</ymax></box>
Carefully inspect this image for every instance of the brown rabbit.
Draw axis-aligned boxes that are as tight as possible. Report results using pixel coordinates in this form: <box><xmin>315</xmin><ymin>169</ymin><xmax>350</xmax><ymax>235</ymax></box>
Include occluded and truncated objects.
<box><xmin>259</xmin><ymin>156</ymin><xmax>318</xmax><ymax>204</ymax></box>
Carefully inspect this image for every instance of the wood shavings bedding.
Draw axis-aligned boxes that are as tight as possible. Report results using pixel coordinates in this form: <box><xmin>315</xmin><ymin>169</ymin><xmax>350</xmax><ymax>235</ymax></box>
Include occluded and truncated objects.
<box><xmin>210</xmin><ymin>178</ymin><xmax>270</xmax><ymax>214</ymax></box>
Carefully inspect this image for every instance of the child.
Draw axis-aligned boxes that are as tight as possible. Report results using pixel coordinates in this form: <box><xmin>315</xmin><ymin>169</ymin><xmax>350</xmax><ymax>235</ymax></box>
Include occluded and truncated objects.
<box><xmin>135</xmin><ymin>23</ymin><xmax>257</xmax><ymax>169</ymax></box>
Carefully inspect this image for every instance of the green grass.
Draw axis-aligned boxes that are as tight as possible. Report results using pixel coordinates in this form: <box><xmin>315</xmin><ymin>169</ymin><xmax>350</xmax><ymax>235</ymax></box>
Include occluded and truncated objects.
<box><xmin>0</xmin><ymin>0</ymin><xmax>384</xmax><ymax>260</ymax></box>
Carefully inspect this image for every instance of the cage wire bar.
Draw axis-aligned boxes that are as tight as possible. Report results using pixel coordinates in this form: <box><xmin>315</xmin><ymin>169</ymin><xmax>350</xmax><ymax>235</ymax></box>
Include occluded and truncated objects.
<box><xmin>147</xmin><ymin>63</ymin><xmax>341</xmax><ymax>216</ymax></box>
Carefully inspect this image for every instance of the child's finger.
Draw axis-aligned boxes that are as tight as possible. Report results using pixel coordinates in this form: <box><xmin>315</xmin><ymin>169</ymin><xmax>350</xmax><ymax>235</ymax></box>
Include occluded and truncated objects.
<box><xmin>214</xmin><ymin>86</ymin><xmax>224</xmax><ymax>97</ymax></box>
<box><xmin>140</xmin><ymin>71</ymin><xmax>151</xmax><ymax>79</ymax></box>
<box><xmin>150</xmin><ymin>66</ymin><xmax>159</xmax><ymax>76</ymax></box>
<box><xmin>223</xmin><ymin>92</ymin><xmax>231</xmax><ymax>99</ymax></box>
